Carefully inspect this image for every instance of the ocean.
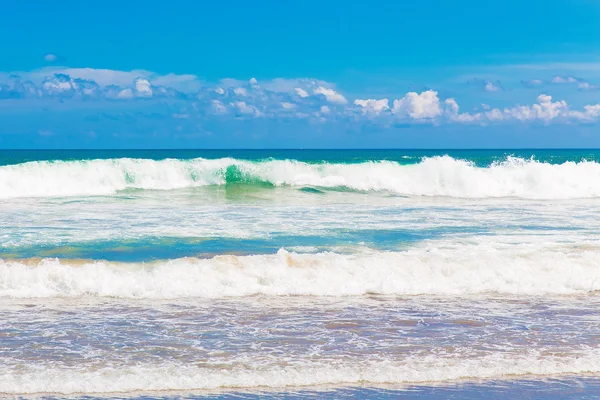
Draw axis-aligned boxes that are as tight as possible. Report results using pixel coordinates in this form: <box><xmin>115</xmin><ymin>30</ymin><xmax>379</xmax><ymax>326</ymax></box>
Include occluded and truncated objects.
<box><xmin>2</xmin><ymin>149</ymin><xmax>600</xmax><ymax>399</ymax></box>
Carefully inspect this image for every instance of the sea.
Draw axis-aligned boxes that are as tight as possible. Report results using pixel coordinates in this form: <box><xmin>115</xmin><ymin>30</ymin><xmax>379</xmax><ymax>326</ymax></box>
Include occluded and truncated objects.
<box><xmin>2</xmin><ymin>149</ymin><xmax>600</xmax><ymax>399</ymax></box>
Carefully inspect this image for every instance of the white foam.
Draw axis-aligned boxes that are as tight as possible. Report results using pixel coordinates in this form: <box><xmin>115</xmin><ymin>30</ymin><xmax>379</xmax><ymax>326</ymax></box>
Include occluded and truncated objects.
<box><xmin>3</xmin><ymin>156</ymin><xmax>600</xmax><ymax>199</ymax></box>
<box><xmin>2</xmin><ymin>242</ymin><xmax>600</xmax><ymax>298</ymax></box>
<box><xmin>1</xmin><ymin>352</ymin><xmax>600</xmax><ymax>394</ymax></box>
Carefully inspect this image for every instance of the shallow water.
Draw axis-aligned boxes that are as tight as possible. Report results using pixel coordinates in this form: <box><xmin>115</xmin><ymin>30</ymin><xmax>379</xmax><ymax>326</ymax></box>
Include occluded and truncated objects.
<box><xmin>2</xmin><ymin>149</ymin><xmax>600</xmax><ymax>398</ymax></box>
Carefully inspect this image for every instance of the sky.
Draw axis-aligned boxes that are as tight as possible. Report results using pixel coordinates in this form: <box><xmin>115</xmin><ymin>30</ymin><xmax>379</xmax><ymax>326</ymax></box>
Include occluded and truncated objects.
<box><xmin>1</xmin><ymin>0</ymin><xmax>600</xmax><ymax>148</ymax></box>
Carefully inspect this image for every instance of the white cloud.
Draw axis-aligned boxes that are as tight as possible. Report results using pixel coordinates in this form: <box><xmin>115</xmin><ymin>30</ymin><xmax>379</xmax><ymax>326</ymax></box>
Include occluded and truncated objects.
<box><xmin>232</xmin><ymin>101</ymin><xmax>261</xmax><ymax>117</ymax></box>
<box><xmin>36</xmin><ymin>73</ymin><xmax>101</xmax><ymax>98</ymax></box>
<box><xmin>583</xmin><ymin>104</ymin><xmax>600</xmax><ymax>118</ymax></box>
<box><xmin>502</xmin><ymin>94</ymin><xmax>567</xmax><ymax>121</ymax></box>
<box><xmin>392</xmin><ymin>90</ymin><xmax>441</xmax><ymax>119</ymax></box>
<box><xmin>577</xmin><ymin>81</ymin><xmax>599</xmax><ymax>91</ymax></box>
<box><xmin>233</xmin><ymin>87</ymin><xmax>248</xmax><ymax>96</ymax></box>
<box><xmin>211</xmin><ymin>100</ymin><xmax>227</xmax><ymax>114</ymax></box>
<box><xmin>38</xmin><ymin>68</ymin><xmax>150</xmax><ymax>87</ymax></box>
<box><xmin>42</xmin><ymin>75</ymin><xmax>73</xmax><ymax>93</ymax></box>
<box><xmin>134</xmin><ymin>78</ymin><xmax>152</xmax><ymax>97</ymax></box>
<box><xmin>259</xmin><ymin>78</ymin><xmax>328</xmax><ymax>93</ymax></box>
<box><xmin>4</xmin><ymin>66</ymin><xmax>600</xmax><ymax>126</ymax></box>
<box><xmin>446</xmin><ymin>94</ymin><xmax>600</xmax><ymax>124</ymax></box>
<box><xmin>551</xmin><ymin>75</ymin><xmax>579</xmax><ymax>84</ymax></box>
<box><xmin>484</xmin><ymin>81</ymin><xmax>501</xmax><ymax>92</ymax></box>
<box><xmin>444</xmin><ymin>98</ymin><xmax>482</xmax><ymax>123</ymax></box>
<box><xmin>249</xmin><ymin>77</ymin><xmax>258</xmax><ymax>85</ymax></box>
<box><xmin>522</xmin><ymin>76</ymin><xmax>597</xmax><ymax>89</ymax></box>
<box><xmin>295</xmin><ymin>88</ymin><xmax>309</xmax><ymax>98</ymax></box>
<box><xmin>354</xmin><ymin>99</ymin><xmax>390</xmax><ymax>115</ymax></box>
<box><xmin>44</xmin><ymin>54</ymin><xmax>57</xmax><ymax>62</ymax></box>
<box><xmin>12</xmin><ymin>67</ymin><xmax>199</xmax><ymax>91</ymax></box>
<box><xmin>313</xmin><ymin>86</ymin><xmax>347</xmax><ymax>104</ymax></box>
<box><xmin>117</xmin><ymin>88</ymin><xmax>133</xmax><ymax>99</ymax></box>
<box><xmin>521</xmin><ymin>79</ymin><xmax>545</xmax><ymax>88</ymax></box>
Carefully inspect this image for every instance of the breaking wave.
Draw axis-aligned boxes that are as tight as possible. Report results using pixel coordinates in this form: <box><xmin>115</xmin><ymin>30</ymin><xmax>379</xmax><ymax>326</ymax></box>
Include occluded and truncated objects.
<box><xmin>2</xmin><ymin>243</ymin><xmax>600</xmax><ymax>298</ymax></box>
<box><xmin>2</xmin><ymin>156</ymin><xmax>600</xmax><ymax>199</ymax></box>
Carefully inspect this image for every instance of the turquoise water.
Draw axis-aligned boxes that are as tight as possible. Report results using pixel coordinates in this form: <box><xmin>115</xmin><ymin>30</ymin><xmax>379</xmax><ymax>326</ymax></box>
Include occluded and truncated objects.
<box><xmin>3</xmin><ymin>148</ymin><xmax>600</xmax><ymax>166</ymax></box>
<box><xmin>2</xmin><ymin>149</ymin><xmax>600</xmax><ymax>398</ymax></box>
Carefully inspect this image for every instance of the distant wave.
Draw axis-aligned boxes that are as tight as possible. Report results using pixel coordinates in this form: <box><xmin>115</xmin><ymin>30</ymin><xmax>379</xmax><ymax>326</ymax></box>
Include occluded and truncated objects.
<box><xmin>2</xmin><ymin>243</ymin><xmax>600</xmax><ymax>298</ymax></box>
<box><xmin>2</xmin><ymin>156</ymin><xmax>600</xmax><ymax>199</ymax></box>
<box><xmin>2</xmin><ymin>352</ymin><xmax>600</xmax><ymax>394</ymax></box>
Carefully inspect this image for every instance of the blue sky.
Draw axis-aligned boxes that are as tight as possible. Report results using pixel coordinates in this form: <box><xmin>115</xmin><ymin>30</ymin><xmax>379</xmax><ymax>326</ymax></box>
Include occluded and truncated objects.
<box><xmin>2</xmin><ymin>0</ymin><xmax>600</xmax><ymax>148</ymax></box>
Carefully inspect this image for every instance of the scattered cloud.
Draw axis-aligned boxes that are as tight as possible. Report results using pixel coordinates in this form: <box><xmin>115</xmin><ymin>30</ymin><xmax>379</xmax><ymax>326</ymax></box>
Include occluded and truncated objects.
<box><xmin>521</xmin><ymin>75</ymin><xmax>598</xmax><ymax>90</ymax></box>
<box><xmin>2</xmin><ymin>67</ymin><xmax>600</xmax><ymax>126</ymax></box>
<box><xmin>550</xmin><ymin>75</ymin><xmax>579</xmax><ymax>84</ymax></box>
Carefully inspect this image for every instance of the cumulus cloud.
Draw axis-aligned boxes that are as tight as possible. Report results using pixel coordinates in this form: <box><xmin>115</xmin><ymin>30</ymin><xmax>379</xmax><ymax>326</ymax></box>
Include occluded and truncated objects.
<box><xmin>313</xmin><ymin>86</ymin><xmax>348</xmax><ymax>104</ymax></box>
<box><xmin>445</xmin><ymin>94</ymin><xmax>600</xmax><ymax>124</ymax></box>
<box><xmin>39</xmin><ymin>74</ymin><xmax>100</xmax><ymax>98</ymax></box>
<box><xmin>134</xmin><ymin>78</ymin><xmax>152</xmax><ymax>97</ymax></box>
<box><xmin>502</xmin><ymin>94</ymin><xmax>567</xmax><ymax>121</ymax></box>
<box><xmin>484</xmin><ymin>81</ymin><xmax>502</xmax><ymax>92</ymax></box>
<box><xmin>232</xmin><ymin>101</ymin><xmax>262</xmax><ymax>117</ymax></box>
<box><xmin>354</xmin><ymin>99</ymin><xmax>390</xmax><ymax>115</ymax></box>
<box><xmin>392</xmin><ymin>90</ymin><xmax>442</xmax><ymax>119</ymax></box>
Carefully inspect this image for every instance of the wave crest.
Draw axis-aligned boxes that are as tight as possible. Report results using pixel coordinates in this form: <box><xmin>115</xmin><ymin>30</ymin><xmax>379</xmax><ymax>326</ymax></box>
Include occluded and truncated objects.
<box><xmin>2</xmin><ymin>156</ymin><xmax>600</xmax><ymax>199</ymax></box>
